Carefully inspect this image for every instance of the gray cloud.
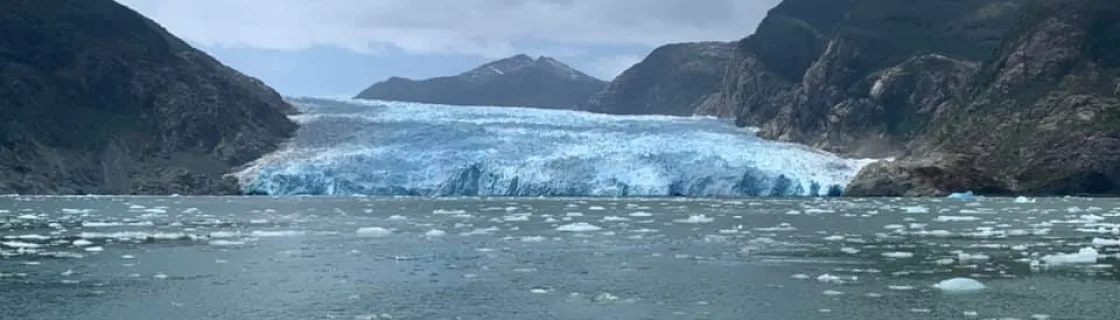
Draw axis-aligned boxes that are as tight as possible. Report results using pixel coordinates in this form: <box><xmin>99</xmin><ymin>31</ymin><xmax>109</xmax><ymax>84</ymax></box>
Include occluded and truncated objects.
<box><xmin>115</xmin><ymin>0</ymin><xmax>779</xmax><ymax>57</ymax></box>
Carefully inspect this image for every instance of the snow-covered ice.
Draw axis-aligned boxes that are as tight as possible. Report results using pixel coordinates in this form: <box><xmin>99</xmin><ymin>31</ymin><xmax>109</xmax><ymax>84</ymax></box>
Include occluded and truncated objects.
<box><xmin>932</xmin><ymin>278</ymin><xmax>986</xmax><ymax>293</ymax></box>
<box><xmin>236</xmin><ymin>97</ymin><xmax>875</xmax><ymax>197</ymax></box>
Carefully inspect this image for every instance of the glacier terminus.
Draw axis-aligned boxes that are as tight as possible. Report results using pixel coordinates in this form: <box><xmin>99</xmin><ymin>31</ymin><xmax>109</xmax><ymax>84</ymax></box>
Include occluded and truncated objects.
<box><xmin>236</xmin><ymin>97</ymin><xmax>877</xmax><ymax>197</ymax></box>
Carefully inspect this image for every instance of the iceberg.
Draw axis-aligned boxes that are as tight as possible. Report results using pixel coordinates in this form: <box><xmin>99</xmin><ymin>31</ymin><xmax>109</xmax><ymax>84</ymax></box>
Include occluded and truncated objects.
<box><xmin>237</xmin><ymin>97</ymin><xmax>876</xmax><ymax>197</ymax></box>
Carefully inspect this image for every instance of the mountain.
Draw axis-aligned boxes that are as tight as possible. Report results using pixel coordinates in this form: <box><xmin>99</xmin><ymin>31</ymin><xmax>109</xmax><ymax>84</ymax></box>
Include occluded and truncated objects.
<box><xmin>0</xmin><ymin>0</ymin><xmax>297</xmax><ymax>195</ymax></box>
<box><xmin>354</xmin><ymin>54</ymin><xmax>607</xmax><ymax>109</ymax></box>
<box><xmin>700</xmin><ymin>0</ymin><xmax>1120</xmax><ymax>196</ymax></box>
<box><xmin>581</xmin><ymin>42</ymin><xmax>733</xmax><ymax>116</ymax></box>
<box><xmin>848</xmin><ymin>0</ymin><xmax>1120</xmax><ymax>196</ymax></box>
<box><xmin>583</xmin><ymin>0</ymin><xmax>1118</xmax><ymax>196</ymax></box>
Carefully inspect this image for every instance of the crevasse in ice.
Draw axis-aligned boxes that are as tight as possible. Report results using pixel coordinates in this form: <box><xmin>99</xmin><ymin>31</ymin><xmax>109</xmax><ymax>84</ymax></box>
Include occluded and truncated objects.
<box><xmin>235</xmin><ymin>97</ymin><xmax>877</xmax><ymax>197</ymax></box>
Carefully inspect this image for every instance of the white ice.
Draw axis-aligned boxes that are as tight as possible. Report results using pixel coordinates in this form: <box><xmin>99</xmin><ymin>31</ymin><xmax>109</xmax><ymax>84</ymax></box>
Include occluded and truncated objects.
<box><xmin>236</xmin><ymin>97</ymin><xmax>875</xmax><ymax>197</ymax></box>
<box><xmin>555</xmin><ymin>222</ymin><xmax>602</xmax><ymax>232</ymax></box>
<box><xmin>356</xmin><ymin>227</ymin><xmax>393</xmax><ymax>237</ymax></box>
<box><xmin>1040</xmin><ymin>247</ymin><xmax>1099</xmax><ymax>265</ymax></box>
<box><xmin>932</xmin><ymin>278</ymin><xmax>986</xmax><ymax>293</ymax></box>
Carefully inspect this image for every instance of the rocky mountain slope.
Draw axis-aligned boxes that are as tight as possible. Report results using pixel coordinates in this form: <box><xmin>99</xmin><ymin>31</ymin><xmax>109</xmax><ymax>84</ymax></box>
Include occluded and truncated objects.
<box><xmin>0</xmin><ymin>0</ymin><xmax>297</xmax><ymax>195</ymax></box>
<box><xmin>581</xmin><ymin>42</ymin><xmax>733</xmax><ymax>116</ymax></box>
<box><xmin>355</xmin><ymin>54</ymin><xmax>606</xmax><ymax>109</ymax></box>
<box><xmin>700</xmin><ymin>0</ymin><xmax>1120</xmax><ymax>196</ymax></box>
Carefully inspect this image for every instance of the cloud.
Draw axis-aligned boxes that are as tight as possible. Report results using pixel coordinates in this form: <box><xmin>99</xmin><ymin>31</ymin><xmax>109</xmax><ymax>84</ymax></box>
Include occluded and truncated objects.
<box><xmin>583</xmin><ymin>54</ymin><xmax>646</xmax><ymax>80</ymax></box>
<box><xmin>115</xmin><ymin>0</ymin><xmax>780</xmax><ymax>58</ymax></box>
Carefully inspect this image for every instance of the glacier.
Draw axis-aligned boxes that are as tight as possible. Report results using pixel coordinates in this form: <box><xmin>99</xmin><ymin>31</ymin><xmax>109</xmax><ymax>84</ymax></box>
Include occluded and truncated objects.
<box><xmin>236</xmin><ymin>97</ymin><xmax>877</xmax><ymax>197</ymax></box>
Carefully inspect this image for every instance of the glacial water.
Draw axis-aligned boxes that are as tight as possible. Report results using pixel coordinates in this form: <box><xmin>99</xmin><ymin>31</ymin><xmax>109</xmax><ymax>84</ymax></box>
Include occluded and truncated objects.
<box><xmin>2</xmin><ymin>196</ymin><xmax>1118</xmax><ymax>320</ymax></box>
<box><xmin>237</xmin><ymin>98</ymin><xmax>875</xmax><ymax>197</ymax></box>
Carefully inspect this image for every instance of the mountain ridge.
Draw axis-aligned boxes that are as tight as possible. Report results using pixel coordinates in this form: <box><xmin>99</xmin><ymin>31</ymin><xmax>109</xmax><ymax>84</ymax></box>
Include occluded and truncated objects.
<box><xmin>589</xmin><ymin>0</ymin><xmax>1120</xmax><ymax>196</ymax></box>
<box><xmin>354</xmin><ymin>54</ymin><xmax>606</xmax><ymax>109</ymax></box>
<box><xmin>0</xmin><ymin>0</ymin><xmax>297</xmax><ymax>195</ymax></box>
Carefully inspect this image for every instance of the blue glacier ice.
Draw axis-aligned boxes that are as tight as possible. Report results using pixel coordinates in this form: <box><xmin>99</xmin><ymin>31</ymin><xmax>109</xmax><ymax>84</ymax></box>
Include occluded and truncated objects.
<box><xmin>236</xmin><ymin>97</ymin><xmax>877</xmax><ymax>197</ymax></box>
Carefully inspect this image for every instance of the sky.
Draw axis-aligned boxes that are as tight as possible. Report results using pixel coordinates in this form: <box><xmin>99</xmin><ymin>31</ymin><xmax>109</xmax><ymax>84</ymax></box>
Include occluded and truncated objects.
<box><xmin>115</xmin><ymin>0</ymin><xmax>781</xmax><ymax>97</ymax></box>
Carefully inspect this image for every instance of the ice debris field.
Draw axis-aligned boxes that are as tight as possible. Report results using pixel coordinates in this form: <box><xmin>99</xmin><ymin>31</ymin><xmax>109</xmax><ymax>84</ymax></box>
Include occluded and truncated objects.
<box><xmin>236</xmin><ymin>97</ymin><xmax>875</xmax><ymax>197</ymax></box>
<box><xmin>2</xmin><ymin>195</ymin><xmax>1120</xmax><ymax>318</ymax></box>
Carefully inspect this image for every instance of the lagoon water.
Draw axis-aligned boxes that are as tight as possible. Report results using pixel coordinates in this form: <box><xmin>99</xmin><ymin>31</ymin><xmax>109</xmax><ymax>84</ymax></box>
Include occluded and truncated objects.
<box><xmin>1</xmin><ymin>195</ymin><xmax>1118</xmax><ymax>319</ymax></box>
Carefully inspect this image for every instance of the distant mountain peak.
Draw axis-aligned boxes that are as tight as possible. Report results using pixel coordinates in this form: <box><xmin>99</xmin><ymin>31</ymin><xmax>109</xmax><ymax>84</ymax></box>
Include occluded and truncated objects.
<box><xmin>354</xmin><ymin>54</ymin><xmax>608</xmax><ymax>109</ymax></box>
<box><xmin>459</xmin><ymin>54</ymin><xmax>598</xmax><ymax>81</ymax></box>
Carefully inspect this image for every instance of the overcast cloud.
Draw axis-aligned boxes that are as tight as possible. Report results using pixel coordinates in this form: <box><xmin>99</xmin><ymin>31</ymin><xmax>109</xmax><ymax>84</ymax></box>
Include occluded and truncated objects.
<box><xmin>117</xmin><ymin>0</ymin><xmax>778</xmax><ymax>57</ymax></box>
<box><xmin>114</xmin><ymin>0</ymin><xmax>779</xmax><ymax>95</ymax></box>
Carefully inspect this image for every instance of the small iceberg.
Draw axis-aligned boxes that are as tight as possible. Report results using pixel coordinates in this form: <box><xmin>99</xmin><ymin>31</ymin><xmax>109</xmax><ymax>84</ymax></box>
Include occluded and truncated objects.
<box><xmin>1013</xmin><ymin>196</ymin><xmax>1036</xmax><ymax>204</ymax></box>
<box><xmin>1040</xmin><ymin>247</ymin><xmax>1099</xmax><ymax>265</ymax></box>
<box><xmin>933</xmin><ymin>277</ymin><xmax>986</xmax><ymax>293</ymax></box>
<box><xmin>947</xmin><ymin>191</ymin><xmax>975</xmax><ymax>200</ymax></box>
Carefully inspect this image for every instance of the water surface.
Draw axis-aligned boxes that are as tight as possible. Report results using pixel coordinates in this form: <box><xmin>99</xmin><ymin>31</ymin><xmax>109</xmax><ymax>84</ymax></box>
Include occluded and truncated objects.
<box><xmin>1</xmin><ymin>196</ymin><xmax>1117</xmax><ymax>319</ymax></box>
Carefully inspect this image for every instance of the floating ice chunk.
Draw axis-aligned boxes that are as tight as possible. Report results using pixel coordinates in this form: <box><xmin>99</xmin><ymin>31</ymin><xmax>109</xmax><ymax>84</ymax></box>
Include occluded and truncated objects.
<box><xmin>15</xmin><ymin>234</ymin><xmax>50</xmax><ymax>241</ymax></box>
<box><xmin>887</xmin><ymin>285</ymin><xmax>915</xmax><ymax>291</ymax></box>
<box><xmin>816</xmin><ymin>274</ymin><xmax>856</xmax><ymax>284</ymax></box>
<box><xmin>1</xmin><ymin>241</ymin><xmax>40</xmax><ymax>249</ymax></box>
<box><xmin>790</xmin><ymin>274</ymin><xmax>810</xmax><ymax>280</ymax></box>
<box><xmin>821</xmin><ymin>290</ymin><xmax>844</xmax><ymax>296</ymax></box>
<box><xmin>250</xmin><ymin>230</ymin><xmax>307</xmax><ymax>237</ymax></box>
<box><xmin>388</xmin><ymin>215</ymin><xmax>407</xmax><ymax>220</ymax></box>
<box><xmin>208</xmin><ymin>240</ymin><xmax>246</xmax><ymax>246</ymax></box>
<box><xmin>503</xmin><ymin>214</ymin><xmax>531</xmax><ymax>222</ymax></box>
<box><xmin>556</xmin><ymin>222</ymin><xmax>602</xmax><ymax>232</ymax></box>
<box><xmin>1040</xmin><ymin>247</ymin><xmax>1099</xmax><ymax>265</ymax></box>
<box><xmin>881</xmin><ymin>251</ymin><xmax>914</xmax><ymax>258</ymax></box>
<box><xmin>1091</xmin><ymin>238</ymin><xmax>1120</xmax><ymax>246</ymax></box>
<box><xmin>934</xmin><ymin>216</ymin><xmax>980</xmax><ymax>222</ymax></box>
<box><xmin>628</xmin><ymin>211</ymin><xmax>653</xmax><ymax>217</ymax></box>
<box><xmin>424</xmin><ymin>229</ymin><xmax>447</xmax><ymax>237</ymax></box>
<box><xmin>674</xmin><ymin>215</ymin><xmax>714</xmax><ymax>224</ymax></box>
<box><xmin>957</xmin><ymin>252</ymin><xmax>990</xmax><ymax>261</ymax></box>
<box><xmin>932</xmin><ymin>277</ymin><xmax>986</xmax><ymax>293</ymax></box>
<box><xmin>755</xmin><ymin>223</ymin><xmax>796</xmax><ymax>231</ymax></box>
<box><xmin>902</xmin><ymin>206</ymin><xmax>930</xmax><ymax>214</ymax></box>
<box><xmin>1014</xmin><ymin>196</ymin><xmax>1036</xmax><ymax>204</ymax></box>
<box><xmin>601</xmin><ymin>216</ymin><xmax>630</xmax><ymax>222</ymax></box>
<box><xmin>61</xmin><ymin>208</ymin><xmax>95</xmax><ymax>214</ymax></box>
<box><xmin>16</xmin><ymin>214</ymin><xmax>39</xmax><ymax>220</ymax></box>
<box><xmin>948</xmin><ymin>191</ymin><xmax>975</xmax><ymax>200</ymax></box>
<box><xmin>588</xmin><ymin>206</ymin><xmax>606</xmax><ymax>211</ymax></box>
<box><xmin>72</xmin><ymin>239</ymin><xmax>93</xmax><ymax>247</ymax></box>
<box><xmin>84</xmin><ymin>246</ymin><xmax>104</xmax><ymax>252</ymax></box>
<box><xmin>823</xmin><ymin>235</ymin><xmax>845</xmax><ymax>241</ymax></box>
<box><xmin>356</xmin><ymin>227</ymin><xmax>392</xmax><ymax>237</ymax></box>
<box><xmin>593</xmin><ymin>292</ymin><xmax>619</xmax><ymax>302</ymax></box>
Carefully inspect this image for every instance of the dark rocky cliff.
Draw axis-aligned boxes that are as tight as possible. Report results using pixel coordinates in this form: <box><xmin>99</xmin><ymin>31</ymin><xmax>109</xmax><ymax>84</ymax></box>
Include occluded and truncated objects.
<box><xmin>710</xmin><ymin>0</ymin><xmax>1025</xmax><ymax>155</ymax></box>
<box><xmin>355</xmin><ymin>54</ymin><xmax>606</xmax><ymax>109</ymax></box>
<box><xmin>581</xmin><ymin>42</ymin><xmax>733</xmax><ymax>116</ymax></box>
<box><xmin>888</xmin><ymin>0</ymin><xmax>1120</xmax><ymax>196</ymax></box>
<box><xmin>705</xmin><ymin>0</ymin><xmax>1120</xmax><ymax>196</ymax></box>
<box><xmin>0</xmin><ymin>0</ymin><xmax>298</xmax><ymax>195</ymax></box>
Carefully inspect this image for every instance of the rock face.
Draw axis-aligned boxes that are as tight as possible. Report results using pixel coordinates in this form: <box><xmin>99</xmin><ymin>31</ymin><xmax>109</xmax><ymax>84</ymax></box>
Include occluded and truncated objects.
<box><xmin>703</xmin><ymin>0</ymin><xmax>1120</xmax><ymax>196</ymax></box>
<box><xmin>581</xmin><ymin>42</ymin><xmax>733</xmax><ymax>116</ymax></box>
<box><xmin>355</xmin><ymin>54</ymin><xmax>606</xmax><ymax>109</ymax></box>
<box><xmin>711</xmin><ymin>0</ymin><xmax>1025</xmax><ymax>155</ymax></box>
<box><xmin>0</xmin><ymin>0</ymin><xmax>298</xmax><ymax>195</ymax></box>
